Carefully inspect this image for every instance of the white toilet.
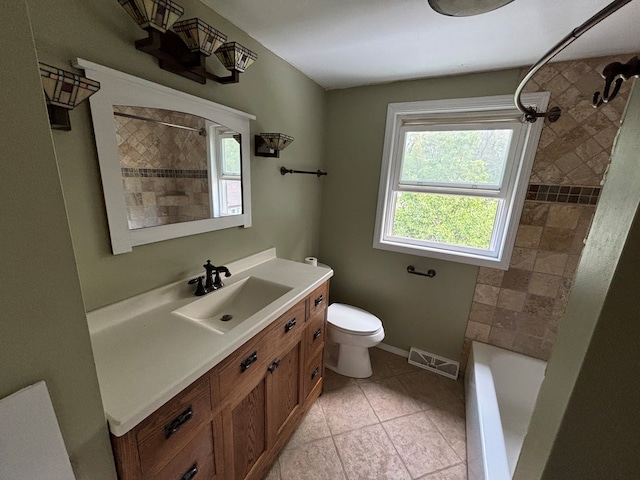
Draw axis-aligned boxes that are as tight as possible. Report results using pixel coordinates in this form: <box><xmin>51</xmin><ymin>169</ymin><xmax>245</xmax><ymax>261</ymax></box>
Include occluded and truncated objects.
<box><xmin>325</xmin><ymin>303</ymin><xmax>385</xmax><ymax>378</ymax></box>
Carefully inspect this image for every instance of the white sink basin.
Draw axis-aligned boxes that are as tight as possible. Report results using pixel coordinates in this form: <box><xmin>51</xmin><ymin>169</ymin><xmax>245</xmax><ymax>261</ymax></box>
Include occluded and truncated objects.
<box><xmin>173</xmin><ymin>276</ymin><xmax>293</xmax><ymax>334</ymax></box>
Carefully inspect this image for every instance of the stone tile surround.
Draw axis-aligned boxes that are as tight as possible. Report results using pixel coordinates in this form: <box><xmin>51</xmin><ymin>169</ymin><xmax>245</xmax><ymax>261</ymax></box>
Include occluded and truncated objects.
<box><xmin>462</xmin><ymin>52</ymin><xmax>638</xmax><ymax>366</ymax></box>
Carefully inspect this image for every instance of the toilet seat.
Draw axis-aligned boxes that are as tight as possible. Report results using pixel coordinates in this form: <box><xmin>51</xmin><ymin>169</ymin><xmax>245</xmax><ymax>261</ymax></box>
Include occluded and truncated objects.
<box><xmin>328</xmin><ymin>303</ymin><xmax>383</xmax><ymax>335</ymax></box>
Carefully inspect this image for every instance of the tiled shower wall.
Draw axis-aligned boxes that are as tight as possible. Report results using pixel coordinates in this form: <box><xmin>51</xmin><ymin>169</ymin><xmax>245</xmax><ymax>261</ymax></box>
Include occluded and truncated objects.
<box><xmin>114</xmin><ymin>106</ymin><xmax>210</xmax><ymax>229</ymax></box>
<box><xmin>461</xmin><ymin>53</ymin><xmax>637</xmax><ymax>366</ymax></box>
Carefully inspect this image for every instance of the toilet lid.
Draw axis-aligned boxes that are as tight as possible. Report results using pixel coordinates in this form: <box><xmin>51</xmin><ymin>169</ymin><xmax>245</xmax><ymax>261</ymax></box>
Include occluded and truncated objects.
<box><xmin>328</xmin><ymin>303</ymin><xmax>383</xmax><ymax>335</ymax></box>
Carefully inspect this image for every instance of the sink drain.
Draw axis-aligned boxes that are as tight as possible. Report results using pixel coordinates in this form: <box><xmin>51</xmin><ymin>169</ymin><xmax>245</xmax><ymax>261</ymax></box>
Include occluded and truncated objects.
<box><xmin>220</xmin><ymin>314</ymin><xmax>233</xmax><ymax>322</ymax></box>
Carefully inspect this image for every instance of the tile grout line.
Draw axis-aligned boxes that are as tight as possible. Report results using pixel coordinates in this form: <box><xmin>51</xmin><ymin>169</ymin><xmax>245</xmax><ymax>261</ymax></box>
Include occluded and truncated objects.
<box><xmin>329</xmin><ymin>431</ymin><xmax>351</xmax><ymax>480</ymax></box>
<box><xmin>362</xmin><ymin>371</ymin><xmax>423</xmax><ymax>480</ymax></box>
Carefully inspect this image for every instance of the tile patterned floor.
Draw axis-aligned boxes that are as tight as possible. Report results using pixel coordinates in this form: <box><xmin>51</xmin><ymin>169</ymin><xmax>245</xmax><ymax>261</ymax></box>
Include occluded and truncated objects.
<box><xmin>264</xmin><ymin>347</ymin><xmax>467</xmax><ymax>480</ymax></box>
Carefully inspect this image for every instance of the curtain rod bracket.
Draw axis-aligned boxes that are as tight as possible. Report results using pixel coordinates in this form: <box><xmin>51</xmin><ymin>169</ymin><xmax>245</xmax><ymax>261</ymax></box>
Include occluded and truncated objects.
<box><xmin>523</xmin><ymin>106</ymin><xmax>562</xmax><ymax>124</ymax></box>
<box><xmin>515</xmin><ymin>0</ymin><xmax>633</xmax><ymax>123</ymax></box>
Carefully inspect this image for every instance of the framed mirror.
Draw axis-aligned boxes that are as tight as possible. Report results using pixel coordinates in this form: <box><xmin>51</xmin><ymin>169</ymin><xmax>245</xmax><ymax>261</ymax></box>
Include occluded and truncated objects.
<box><xmin>75</xmin><ymin>59</ymin><xmax>254</xmax><ymax>254</ymax></box>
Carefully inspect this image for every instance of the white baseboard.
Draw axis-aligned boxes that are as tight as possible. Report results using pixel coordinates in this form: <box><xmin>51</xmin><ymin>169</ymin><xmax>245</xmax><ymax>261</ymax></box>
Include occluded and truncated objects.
<box><xmin>375</xmin><ymin>342</ymin><xmax>409</xmax><ymax>358</ymax></box>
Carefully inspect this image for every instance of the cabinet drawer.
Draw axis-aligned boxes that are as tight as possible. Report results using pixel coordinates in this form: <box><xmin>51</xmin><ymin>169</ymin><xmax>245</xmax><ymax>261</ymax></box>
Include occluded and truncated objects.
<box><xmin>266</xmin><ymin>302</ymin><xmax>305</xmax><ymax>351</ymax></box>
<box><xmin>304</xmin><ymin>311</ymin><xmax>325</xmax><ymax>364</ymax></box>
<box><xmin>218</xmin><ymin>333</ymin><xmax>273</xmax><ymax>401</ymax></box>
<box><xmin>307</xmin><ymin>283</ymin><xmax>328</xmax><ymax>320</ymax></box>
<box><xmin>148</xmin><ymin>424</ymin><xmax>215</xmax><ymax>480</ymax></box>
<box><xmin>136</xmin><ymin>376</ymin><xmax>212</xmax><ymax>477</ymax></box>
<box><xmin>303</xmin><ymin>349</ymin><xmax>324</xmax><ymax>400</ymax></box>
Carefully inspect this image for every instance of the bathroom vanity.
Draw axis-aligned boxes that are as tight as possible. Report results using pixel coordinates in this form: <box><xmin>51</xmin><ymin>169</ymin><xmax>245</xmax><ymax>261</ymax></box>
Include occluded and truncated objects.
<box><xmin>87</xmin><ymin>250</ymin><xmax>332</xmax><ymax>480</ymax></box>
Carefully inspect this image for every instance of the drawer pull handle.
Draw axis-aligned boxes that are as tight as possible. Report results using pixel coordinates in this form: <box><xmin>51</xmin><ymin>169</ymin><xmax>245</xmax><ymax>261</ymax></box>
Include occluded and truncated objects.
<box><xmin>313</xmin><ymin>328</ymin><xmax>322</xmax><ymax>340</ymax></box>
<box><xmin>180</xmin><ymin>462</ymin><xmax>199</xmax><ymax>480</ymax></box>
<box><xmin>240</xmin><ymin>351</ymin><xmax>258</xmax><ymax>372</ymax></box>
<box><xmin>284</xmin><ymin>318</ymin><xmax>297</xmax><ymax>333</ymax></box>
<box><xmin>164</xmin><ymin>406</ymin><xmax>193</xmax><ymax>439</ymax></box>
<box><xmin>311</xmin><ymin>367</ymin><xmax>320</xmax><ymax>380</ymax></box>
<box><xmin>314</xmin><ymin>294</ymin><xmax>324</xmax><ymax>307</ymax></box>
<box><xmin>268</xmin><ymin>358</ymin><xmax>281</xmax><ymax>373</ymax></box>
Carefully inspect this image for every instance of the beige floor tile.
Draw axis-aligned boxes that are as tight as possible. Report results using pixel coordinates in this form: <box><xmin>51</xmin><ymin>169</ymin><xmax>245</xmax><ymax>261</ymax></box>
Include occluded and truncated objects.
<box><xmin>359</xmin><ymin>376</ymin><xmax>423</xmax><ymax>422</ymax></box>
<box><xmin>444</xmin><ymin>377</ymin><xmax>466</xmax><ymax>403</ymax></box>
<box><xmin>356</xmin><ymin>350</ymin><xmax>396</xmax><ymax>383</ymax></box>
<box><xmin>417</xmin><ymin>463</ymin><xmax>468</xmax><ymax>480</ymax></box>
<box><xmin>263</xmin><ymin>459</ymin><xmax>281</xmax><ymax>480</ymax></box>
<box><xmin>318</xmin><ymin>385</ymin><xmax>379</xmax><ymax>435</ymax></box>
<box><xmin>424</xmin><ymin>407</ymin><xmax>467</xmax><ymax>461</ymax></box>
<box><xmin>382</xmin><ymin>412</ymin><xmax>461</xmax><ymax>478</ymax></box>
<box><xmin>323</xmin><ymin>368</ymin><xmax>359</xmax><ymax>392</ymax></box>
<box><xmin>284</xmin><ymin>401</ymin><xmax>331</xmax><ymax>450</ymax></box>
<box><xmin>270</xmin><ymin>349</ymin><xmax>468</xmax><ymax>480</ymax></box>
<box><xmin>371</xmin><ymin>347</ymin><xmax>420</xmax><ymax>376</ymax></box>
<box><xmin>278</xmin><ymin>437</ymin><xmax>346</xmax><ymax>480</ymax></box>
<box><xmin>333</xmin><ymin>424</ymin><xmax>411</xmax><ymax>480</ymax></box>
<box><xmin>397</xmin><ymin>370</ymin><xmax>464</xmax><ymax>412</ymax></box>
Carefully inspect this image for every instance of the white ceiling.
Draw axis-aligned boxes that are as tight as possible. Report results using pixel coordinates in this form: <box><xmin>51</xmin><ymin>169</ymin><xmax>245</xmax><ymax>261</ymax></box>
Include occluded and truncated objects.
<box><xmin>201</xmin><ymin>0</ymin><xmax>640</xmax><ymax>90</ymax></box>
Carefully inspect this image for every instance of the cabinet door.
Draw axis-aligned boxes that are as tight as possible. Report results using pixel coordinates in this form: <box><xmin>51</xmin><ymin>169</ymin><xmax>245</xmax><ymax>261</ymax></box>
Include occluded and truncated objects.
<box><xmin>223</xmin><ymin>377</ymin><xmax>269</xmax><ymax>480</ymax></box>
<box><xmin>267</xmin><ymin>341</ymin><xmax>302</xmax><ymax>443</ymax></box>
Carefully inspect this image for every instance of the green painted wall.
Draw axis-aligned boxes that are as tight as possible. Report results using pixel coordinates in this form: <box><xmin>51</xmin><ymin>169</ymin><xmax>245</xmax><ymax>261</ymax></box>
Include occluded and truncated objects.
<box><xmin>1</xmin><ymin>1</ymin><xmax>325</xmax><ymax>477</ymax></box>
<box><xmin>515</xmin><ymin>82</ymin><xmax>640</xmax><ymax>479</ymax></box>
<box><xmin>0</xmin><ymin>2</ymin><xmax>115</xmax><ymax>478</ymax></box>
<box><xmin>319</xmin><ymin>71</ymin><xmax>521</xmax><ymax>360</ymax></box>
<box><xmin>28</xmin><ymin>0</ymin><xmax>327</xmax><ymax>311</ymax></box>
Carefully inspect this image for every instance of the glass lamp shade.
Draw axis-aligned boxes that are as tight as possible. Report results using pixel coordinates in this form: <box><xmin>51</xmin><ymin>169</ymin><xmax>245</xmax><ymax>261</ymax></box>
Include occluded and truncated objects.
<box><xmin>118</xmin><ymin>0</ymin><xmax>184</xmax><ymax>32</ymax></box>
<box><xmin>428</xmin><ymin>0</ymin><xmax>515</xmax><ymax>16</ymax></box>
<box><xmin>214</xmin><ymin>42</ymin><xmax>258</xmax><ymax>73</ymax></box>
<box><xmin>260</xmin><ymin>133</ymin><xmax>294</xmax><ymax>151</ymax></box>
<box><xmin>39</xmin><ymin>63</ymin><xmax>100</xmax><ymax>109</ymax></box>
<box><xmin>173</xmin><ymin>18</ymin><xmax>227</xmax><ymax>55</ymax></box>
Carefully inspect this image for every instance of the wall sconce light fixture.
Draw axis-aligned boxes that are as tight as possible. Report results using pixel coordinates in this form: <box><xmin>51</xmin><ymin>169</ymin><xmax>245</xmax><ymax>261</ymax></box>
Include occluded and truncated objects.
<box><xmin>39</xmin><ymin>63</ymin><xmax>100</xmax><ymax>131</ymax></box>
<box><xmin>255</xmin><ymin>133</ymin><xmax>294</xmax><ymax>158</ymax></box>
<box><xmin>118</xmin><ymin>0</ymin><xmax>257</xmax><ymax>85</ymax></box>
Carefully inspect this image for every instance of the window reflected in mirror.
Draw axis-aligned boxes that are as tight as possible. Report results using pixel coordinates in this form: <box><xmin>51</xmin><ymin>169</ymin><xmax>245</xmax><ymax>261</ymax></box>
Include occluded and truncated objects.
<box><xmin>113</xmin><ymin>106</ymin><xmax>242</xmax><ymax>230</ymax></box>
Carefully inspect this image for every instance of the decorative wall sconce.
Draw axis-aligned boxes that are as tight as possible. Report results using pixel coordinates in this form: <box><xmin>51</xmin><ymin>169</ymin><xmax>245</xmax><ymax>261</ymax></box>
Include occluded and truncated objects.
<box><xmin>255</xmin><ymin>133</ymin><xmax>294</xmax><ymax>158</ymax></box>
<box><xmin>118</xmin><ymin>0</ymin><xmax>257</xmax><ymax>85</ymax></box>
<box><xmin>39</xmin><ymin>63</ymin><xmax>100</xmax><ymax>130</ymax></box>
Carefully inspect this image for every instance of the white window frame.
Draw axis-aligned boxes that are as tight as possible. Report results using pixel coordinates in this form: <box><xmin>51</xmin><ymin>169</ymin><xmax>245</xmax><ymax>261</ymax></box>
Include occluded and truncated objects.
<box><xmin>373</xmin><ymin>93</ymin><xmax>550</xmax><ymax>269</ymax></box>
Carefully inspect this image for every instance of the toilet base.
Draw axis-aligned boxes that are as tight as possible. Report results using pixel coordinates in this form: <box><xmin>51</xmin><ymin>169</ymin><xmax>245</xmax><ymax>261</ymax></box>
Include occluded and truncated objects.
<box><xmin>326</xmin><ymin>342</ymin><xmax>373</xmax><ymax>378</ymax></box>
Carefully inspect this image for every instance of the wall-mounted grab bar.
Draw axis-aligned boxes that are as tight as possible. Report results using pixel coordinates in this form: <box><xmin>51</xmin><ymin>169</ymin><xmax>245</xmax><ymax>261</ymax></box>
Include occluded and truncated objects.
<box><xmin>515</xmin><ymin>0</ymin><xmax>634</xmax><ymax>123</ymax></box>
<box><xmin>407</xmin><ymin>265</ymin><xmax>436</xmax><ymax>278</ymax></box>
<box><xmin>280</xmin><ymin>166</ymin><xmax>328</xmax><ymax>177</ymax></box>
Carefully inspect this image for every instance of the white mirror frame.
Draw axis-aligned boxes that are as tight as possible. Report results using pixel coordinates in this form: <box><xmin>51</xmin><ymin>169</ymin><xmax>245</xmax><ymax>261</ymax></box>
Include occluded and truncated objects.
<box><xmin>75</xmin><ymin>59</ymin><xmax>255</xmax><ymax>254</ymax></box>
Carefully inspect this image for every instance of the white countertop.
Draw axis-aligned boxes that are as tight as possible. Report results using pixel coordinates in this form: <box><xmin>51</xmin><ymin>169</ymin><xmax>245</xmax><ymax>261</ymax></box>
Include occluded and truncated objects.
<box><xmin>87</xmin><ymin>249</ymin><xmax>332</xmax><ymax>436</ymax></box>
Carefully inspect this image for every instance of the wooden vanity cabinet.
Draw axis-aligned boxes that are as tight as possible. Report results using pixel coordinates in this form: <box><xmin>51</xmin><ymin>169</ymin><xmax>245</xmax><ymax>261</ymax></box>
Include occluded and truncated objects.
<box><xmin>110</xmin><ymin>281</ymin><xmax>328</xmax><ymax>480</ymax></box>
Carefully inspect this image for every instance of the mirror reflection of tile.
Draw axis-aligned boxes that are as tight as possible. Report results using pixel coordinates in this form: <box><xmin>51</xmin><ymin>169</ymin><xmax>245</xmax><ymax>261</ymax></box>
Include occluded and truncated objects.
<box><xmin>114</xmin><ymin>106</ymin><xmax>212</xmax><ymax>229</ymax></box>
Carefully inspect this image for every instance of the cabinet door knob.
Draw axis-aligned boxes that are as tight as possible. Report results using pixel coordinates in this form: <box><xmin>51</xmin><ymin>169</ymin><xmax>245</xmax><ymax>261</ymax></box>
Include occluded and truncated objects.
<box><xmin>284</xmin><ymin>318</ymin><xmax>297</xmax><ymax>333</ymax></box>
<box><xmin>268</xmin><ymin>358</ymin><xmax>281</xmax><ymax>373</ymax></box>
<box><xmin>313</xmin><ymin>328</ymin><xmax>322</xmax><ymax>340</ymax></box>
<box><xmin>314</xmin><ymin>294</ymin><xmax>324</xmax><ymax>307</ymax></box>
<box><xmin>311</xmin><ymin>367</ymin><xmax>320</xmax><ymax>380</ymax></box>
<box><xmin>164</xmin><ymin>406</ymin><xmax>193</xmax><ymax>439</ymax></box>
<box><xmin>180</xmin><ymin>462</ymin><xmax>199</xmax><ymax>480</ymax></box>
<box><xmin>240</xmin><ymin>351</ymin><xmax>258</xmax><ymax>372</ymax></box>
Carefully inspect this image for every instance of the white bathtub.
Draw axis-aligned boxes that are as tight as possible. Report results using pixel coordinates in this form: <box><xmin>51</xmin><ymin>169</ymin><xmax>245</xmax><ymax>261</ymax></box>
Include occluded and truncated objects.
<box><xmin>465</xmin><ymin>341</ymin><xmax>547</xmax><ymax>480</ymax></box>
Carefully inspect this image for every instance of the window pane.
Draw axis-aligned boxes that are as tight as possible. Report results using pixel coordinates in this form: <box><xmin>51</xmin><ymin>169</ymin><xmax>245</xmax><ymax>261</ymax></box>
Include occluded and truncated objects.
<box><xmin>221</xmin><ymin>137</ymin><xmax>241</xmax><ymax>176</ymax></box>
<box><xmin>220</xmin><ymin>179</ymin><xmax>242</xmax><ymax>215</ymax></box>
<box><xmin>400</xmin><ymin>129</ymin><xmax>512</xmax><ymax>187</ymax></box>
<box><xmin>391</xmin><ymin>192</ymin><xmax>499</xmax><ymax>250</ymax></box>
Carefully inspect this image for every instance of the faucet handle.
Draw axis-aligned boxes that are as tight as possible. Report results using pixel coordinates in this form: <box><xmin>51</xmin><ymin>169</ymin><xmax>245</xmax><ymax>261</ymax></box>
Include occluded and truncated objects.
<box><xmin>188</xmin><ymin>276</ymin><xmax>207</xmax><ymax>296</ymax></box>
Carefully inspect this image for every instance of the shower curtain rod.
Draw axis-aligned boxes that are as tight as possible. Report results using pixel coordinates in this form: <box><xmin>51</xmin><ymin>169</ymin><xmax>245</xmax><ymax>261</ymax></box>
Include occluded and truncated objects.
<box><xmin>113</xmin><ymin>111</ymin><xmax>208</xmax><ymax>136</ymax></box>
<box><xmin>515</xmin><ymin>0</ymin><xmax>634</xmax><ymax>123</ymax></box>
